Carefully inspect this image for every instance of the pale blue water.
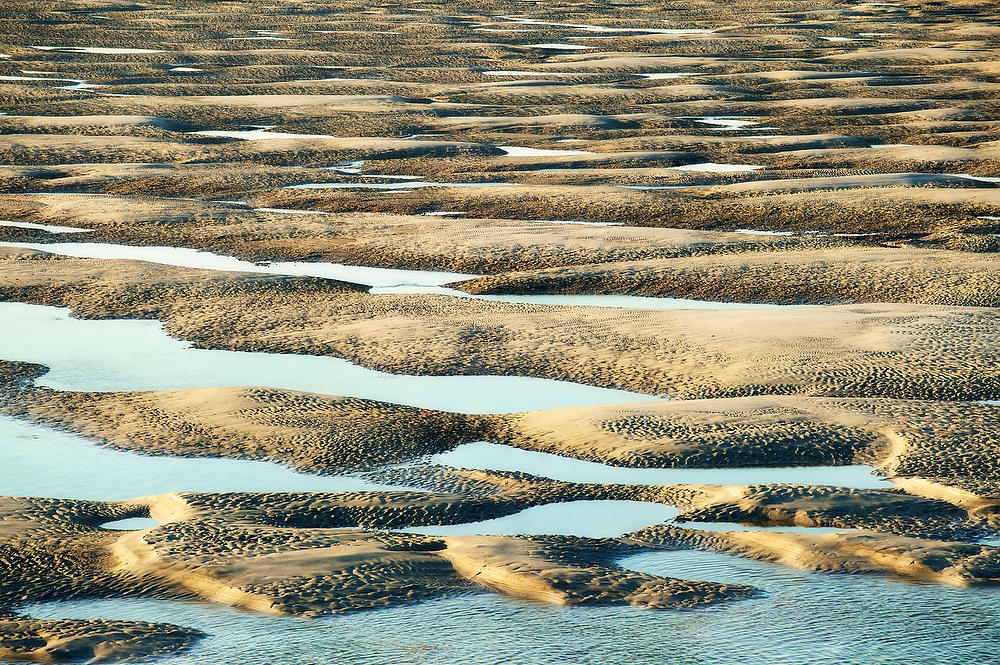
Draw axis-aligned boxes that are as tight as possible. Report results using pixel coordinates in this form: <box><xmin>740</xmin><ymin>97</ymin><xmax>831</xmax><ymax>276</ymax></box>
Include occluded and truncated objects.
<box><xmin>432</xmin><ymin>442</ymin><xmax>892</xmax><ymax>488</ymax></box>
<box><xmin>0</xmin><ymin>296</ymin><xmax>993</xmax><ymax>665</ymax></box>
<box><xmin>0</xmin><ymin>414</ymin><xmax>870</xmax><ymax>535</ymax></box>
<box><xmin>0</xmin><ymin>302</ymin><xmax>654</xmax><ymax>413</ymax></box>
<box><xmin>17</xmin><ymin>549</ymin><xmax>1000</xmax><ymax>664</ymax></box>
<box><xmin>399</xmin><ymin>500</ymin><xmax>855</xmax><ymax>538</ymax></box>
<box><xmin>0</xmin><ymin>241</ymin><xmax>476</xmax><ymax>288</ymax></box>
<box><xmin>100</xmin><ymin>517</ymin><xmax>160</xmax><ymax>530</ymax></box>
<box><xmin>401</xmin><ymin>500</ymin><xmax>679</xmax><ymax>537</ymax></box>
<box><xmin>1</xmin><ymin>241</ymin><xmax>793</xmax><ymax>309</ymax></box>
<box><xmin>0</xmin><ymin>415</ymin><xmax>402</xmax><ymax>500</ymax></box>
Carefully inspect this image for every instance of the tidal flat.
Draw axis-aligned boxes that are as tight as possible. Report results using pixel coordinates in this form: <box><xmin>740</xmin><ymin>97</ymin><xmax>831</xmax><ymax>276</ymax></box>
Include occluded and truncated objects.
<box><xmin>3</xmin><ymin>0</ymin><xmax>1000</xmax><ymax>662</ymax></box>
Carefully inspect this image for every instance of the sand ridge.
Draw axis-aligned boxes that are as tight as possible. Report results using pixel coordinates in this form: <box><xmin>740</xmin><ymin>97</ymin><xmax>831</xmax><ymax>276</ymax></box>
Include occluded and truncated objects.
<box><xmin>5</xmin><ymin>0</ymin><xmax>1000</xmax><ymax>659</ymax></box>
<box><xmin>1</xmin><ymin>254</ymin><xmax>1000</xmax><ymax>402</ymax></box>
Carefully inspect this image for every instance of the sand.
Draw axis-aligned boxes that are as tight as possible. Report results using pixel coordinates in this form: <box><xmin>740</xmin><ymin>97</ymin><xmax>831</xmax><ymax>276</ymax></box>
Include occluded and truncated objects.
<box><xmin>13</xmin><ymin>385</ymin><xmax>487</xmax><ymax>474</ymax></box>
<box><xmin>5</xmin><ymin>0</ymin><xmax>1000</xmax><ymax>659</ymax></box>
<box><xmin>2</xmin><ymin>252</ymin><xmax>1000</xmax><ymax>402</ymax></box>
<box><xmin>0</xmin><ymin>617</ymin><xmax>203</xmax><ymax>664</ymax></box>
<box><xmin>453</xmin><ymin>246</ymin><xmax>1000</xmax><ymax>306</ymax></box>
<box><xmin>9</xmin><ymin>376</ymin><xmax>1000</xmax><ymax>496</ymax></box>
<box><xmin>0</xmin><ymin>489</ymin><xmax>755</xmax><ymax>660</ymax></box>
<box><xmin>630</xmin><ymin>525</ymin><xmax>1000</xmax><ymax>586</ymax></box>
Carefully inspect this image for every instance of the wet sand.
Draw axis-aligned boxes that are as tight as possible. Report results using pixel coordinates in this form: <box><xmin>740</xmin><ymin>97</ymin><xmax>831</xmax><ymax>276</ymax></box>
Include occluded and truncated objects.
<box><xmin>4</xmin><ymin>0</ymin><xmax>1000</xmax><ymax>660</ymax></box>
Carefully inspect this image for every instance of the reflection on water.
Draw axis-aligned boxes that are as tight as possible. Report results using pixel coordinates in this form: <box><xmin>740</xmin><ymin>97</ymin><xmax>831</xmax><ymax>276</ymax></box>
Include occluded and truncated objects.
<box><xmin>400</xmin><ymin>500</ymin><xmax>854</xmax><ymax>538</ymax></box>
<box><xmin>0</xmin><ymin>220</ymin><xmax>92</xmax><ymax>234</ymax></box>
<box><xmin>0</xmin><ymin>302</ymin><xmax>654</xmax><ymax>413</ymax></box>
<box><xmin>0</xmin><ymin>415</ymin><xmax>402</xmax><ymax>501</ymax></box>
<box><xmin>19</xmin><ymin>549</ymin><xmax>1000</xmax><ymax>665</ymax></box>
<box><xmin>432</xmin><ymin>442</ymin><xmax>893</xmax><ymax>488</ymax></box>
<box><xmin>100</xmin><ymin>517</ymin><xmax>161</xmax><ymax>530</ymax></box>
<box><xmin>0</xmin><ymin>241</ymin><xmax>791</xmax><ymax>309</ymax></box>
<box><xmin>401</xmin><ymin>500</ymin><xmax>678</xmax><ymax>538</ymax></box>
<box><xmin>0</xmin><ymin>240</ymin><xmax>476</xmax><ymax>288</ymax></box>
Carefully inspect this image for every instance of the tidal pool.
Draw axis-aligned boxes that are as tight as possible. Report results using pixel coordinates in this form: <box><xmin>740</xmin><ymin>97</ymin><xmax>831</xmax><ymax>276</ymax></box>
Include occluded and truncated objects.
<box><xmin>431</xmin><ymin>442</ymin><xmax>893</xmax><ymax>488</ymax></box>
<box><xmin>0</xmin><ymin>220</ymin><xmax>92</xmax><ymax>233</ymax></box>
<box><xmin>403</xmin><ymin>500</ymin><xmax>677</xmax><ymax>538</ymax></box>
<box><xmin>735</xmin><ymin>228</ymin><xmax>794</xmax><ymax>236</ymax></box>
<box><xmin>285</xmin><ymin>180</ymin><xmax>515</xmax><ymax>189</ymax></box>
<box><xmin>524</xmin><ymin>218</ymin><xmax>622</xmax><ymax>225</ymax></box>
<box><xmin>190</xmin><ymin>125</ymin><xmax>333</xmax><ymax>140</ymax></box>
<box><xmin>0</xmin><ymin>302</ymin><xmax>655</xmax><ymax>413</ymax></box>
<box><xmin>0</xmin><ymin>241</ymin><xmax>476</xmax><ymax>288</ymax></box>
<box><xmin>0</xmin><ymin>415</ymin><xmax>402</xmax><ymax>501</ymax></box>
<box><xmin>0</xmin><ymin>240</ymin><xmax>800</xmax><ymax>310</ymax></box>
<box><xmin>100</xmin><ymin>517</ymin><xmax>161</xmax><ymax>530</ymax></box>
<box><xmin>500</xmin><ymin>16</ymin><xmax>713</xmax><ymax>35</ymax></box>
<box><xmin>30</xmin><ymin>45</ymin><xmax>163</xmax><ymax>54</ymax></box>
<box><xmin>252</xmin><ymin>207</ymin><xmax>330</xmax><ymax>215</ymax></box>
<box><xmin>671</xmin><ymin>162</ymin><xmax>765</xmax><ymax>173</ymax></box>
<box><xmin>641</xmin><ymin>72</ymin><xmax>698</xmax><ymax>79</ymax></box>
<box><xmin>482</xmin><ymin>70</ymin><xmax>582</xmax><ymax>76</ymax></box>
<box><xmin>401</xmin><ymin>500</ymin><xmax>856</xmax><ymax>538</ymax></box>
<box><xmin>678</xmin><ymin>116</ymin><xmax>771</xmax><ymax>131</ymax></box>
<box><xmin>529</xmin><ymin>43</ymin><xmax>592</xmax><ymax>50</ymax></box>
<box><xmin>497</xmin><ymin>145</ymin><xmax>594</xmax><ymax>157</ymax></box>
<box><xmin>19</xmin><ymin>551</ymin><xmax>1000</xmax><ymax>665</ymax></box>
<box><xmin>0</xmin><ymin>74</ymin><xmax>101</xmax><ymax>90</ymax></box>
<box><xmin>225</xmin><ymin>36</ymin><xmax>291</xmax><ymax>41</ymax></box>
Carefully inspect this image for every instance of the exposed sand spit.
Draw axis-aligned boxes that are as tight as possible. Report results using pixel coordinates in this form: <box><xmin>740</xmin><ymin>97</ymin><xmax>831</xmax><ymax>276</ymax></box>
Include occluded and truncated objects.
<box><xmin>0</xmin><ymin>491</ymin><xmax>755</xmax><ymax>640</ymax></box>
<box><xmin>1</xmin><ymin>254</ymin><xmax>999</xmax><ymax>401</ymax></box>
<box><xmin>452</xmin><ymin>247</ymin><xmax>1000</xmax><ymax>306</ymax></box>
<box><xmin>12</xmin><ymin>385</ymin><xmax>486</xmax><ymax>473</ymax></box>
<box><xmin>630</xmin><ymin>525</ymin><xmax>1000</xmax><ymax>586</ymax></box>
<box><xmin>438</xmin><ymin>535</ymin><xmax>749</xmax><ymax>608</ymax></box>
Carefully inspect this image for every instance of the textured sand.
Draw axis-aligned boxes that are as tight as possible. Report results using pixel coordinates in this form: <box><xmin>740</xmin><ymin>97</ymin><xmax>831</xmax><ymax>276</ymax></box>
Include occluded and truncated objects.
<box><xmin>2</xmin><ymin>253</ymin><xmax>1000</xmax><ymax>402</ymax></box>
<box><xmin>11</xmin><ymin>375</ymin><xmax>1000</xmax><ymax>500</ymax></box>
<box><xmin>5</xmin><ymin>0</ymin><xmax>1000</xmax><ymax>658</ymax></box>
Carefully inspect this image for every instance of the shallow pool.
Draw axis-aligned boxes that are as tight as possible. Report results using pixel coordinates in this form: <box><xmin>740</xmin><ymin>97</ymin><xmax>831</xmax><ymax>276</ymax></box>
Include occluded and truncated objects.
<box><xmin>402</xmin><ymin>500</ymin><xmax>678</xmax><ymax>538</ymax></box>
<box><xmin>100</xmin><ymin>517</ymin><xmax>161</xmax><ymax>530</ymax></box>
<box><xmin>0</xmin><ymin>302</ymin><xmax>656</xmax><ymax>414</ymax></box>
<box><xmin>400</xmin><ymin>499</ymin><xmax>857</xmax><ymax>538</ymax></box>
<box><xmin>0</xmin><ymin>241</ymin><xmax>476</xmax><ymax>289</ymax></box>
<box><xmin>1</xmin><ymin>240</ymin><xmax>801</xmax><ymax>310</ymax></box>
<box><xmin>432</xmin><ymin>442</ymin><xmax>893</xmax><ymax>488</ymax></box>
<box><xmin>0</xmin><ymin>220</ymin><xmax>92</xmax><ymax>234</ymax></box>
<box><xmin>0</xmin><ymin>415</ymin><xmax>402</xmax><ymax>501</ymax></box>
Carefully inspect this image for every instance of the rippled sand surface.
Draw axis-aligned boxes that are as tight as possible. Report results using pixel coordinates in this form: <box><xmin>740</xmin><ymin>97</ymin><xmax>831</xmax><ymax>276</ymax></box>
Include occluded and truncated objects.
<box><xmin>4</xmin><ymin>0</ymin><xmax>1000</xmax><ymax>661</ymax></box>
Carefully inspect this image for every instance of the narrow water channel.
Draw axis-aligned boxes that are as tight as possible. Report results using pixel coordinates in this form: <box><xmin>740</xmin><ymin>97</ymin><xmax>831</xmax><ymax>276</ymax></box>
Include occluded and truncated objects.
<box><xmin>0</xmin><ymin>302</ymin><xmax>654</xmax><ymax>413</ymax></box>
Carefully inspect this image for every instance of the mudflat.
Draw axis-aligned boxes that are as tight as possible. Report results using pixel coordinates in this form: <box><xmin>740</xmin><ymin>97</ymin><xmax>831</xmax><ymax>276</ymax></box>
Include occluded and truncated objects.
<box><xmin>4</xmin><ymin>0</ymin><xmax>1000</xmax><ymax>662</ymax></box>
